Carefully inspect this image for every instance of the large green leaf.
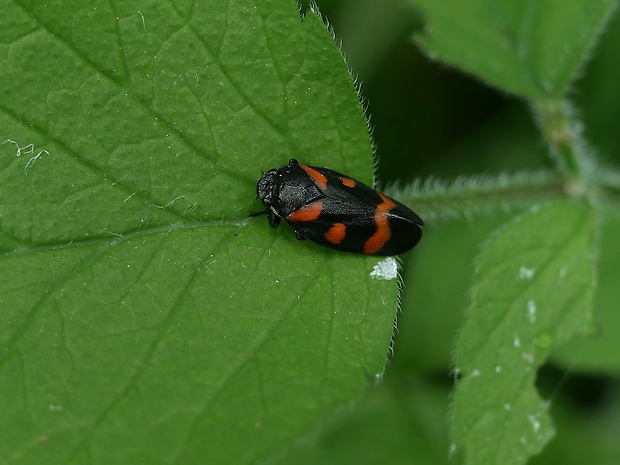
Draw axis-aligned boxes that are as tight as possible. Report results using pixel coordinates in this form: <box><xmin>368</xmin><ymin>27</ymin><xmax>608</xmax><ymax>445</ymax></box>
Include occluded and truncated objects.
<box><xmin>0</xmin><ymin>1</ymin><xmax>400</xmax><ymax>463</ymax></box>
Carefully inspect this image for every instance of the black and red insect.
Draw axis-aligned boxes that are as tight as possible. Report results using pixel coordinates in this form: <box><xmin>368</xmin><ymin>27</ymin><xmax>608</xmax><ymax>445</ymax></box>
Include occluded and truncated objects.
<box><xmin>250</xmin><ymin>159</ymin><xmax>423</xmax><ymax>255</ymax></box>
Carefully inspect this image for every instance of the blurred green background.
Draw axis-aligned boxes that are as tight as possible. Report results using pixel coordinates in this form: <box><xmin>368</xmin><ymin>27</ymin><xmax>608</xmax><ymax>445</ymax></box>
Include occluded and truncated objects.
<box><xmin>278</xmin><ymin>1</ymin><xmax>620</xmax><ymax>464</ymax></box>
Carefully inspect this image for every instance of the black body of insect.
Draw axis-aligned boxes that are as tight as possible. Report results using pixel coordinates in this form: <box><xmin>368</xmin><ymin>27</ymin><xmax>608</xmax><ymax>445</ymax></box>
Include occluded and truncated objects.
<box><xmin>250</xmin><ymin>159</ymin><xmax>423</xmax><ymax>255</ymax></box>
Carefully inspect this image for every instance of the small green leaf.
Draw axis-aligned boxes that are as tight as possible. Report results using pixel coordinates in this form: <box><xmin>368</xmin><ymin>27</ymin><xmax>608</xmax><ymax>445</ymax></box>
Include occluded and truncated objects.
<box><xmin>0</xmin><ymin>1</ymin><xmax>398</xmax><ymax>463</ymax></box>
<box><xmin>451</xmin><ymin>201</ymin><xmax>596</xmax><ymax>465</ymax></box>
<box><xmin>552</xmin><ymin>203</ymin><xmax>620</xmax><ymax>372</ymax></box>
<box><xmin>411</xmin><ymin>0</ymin><xmax>618</xmax><ymax>98</ymax></box>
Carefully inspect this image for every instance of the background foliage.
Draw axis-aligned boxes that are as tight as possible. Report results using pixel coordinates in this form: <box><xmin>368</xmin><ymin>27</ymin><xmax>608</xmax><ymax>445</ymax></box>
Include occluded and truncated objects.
<box><xmin>2</xmin><ymin>0</ymin><xmax>620</xmax><ymax>464</ymax></box>
<box><xmin>297</xmin><ymin>0</ymin><xmax>620</xmax><ymax>464</ymax></box>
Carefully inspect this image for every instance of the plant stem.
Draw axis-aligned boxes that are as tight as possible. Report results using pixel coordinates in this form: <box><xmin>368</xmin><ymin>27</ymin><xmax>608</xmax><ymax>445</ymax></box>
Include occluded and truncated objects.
<box><xmin>532</xmin><ymin>99</ymin><xmax>591</xmax><ymax>188</ymax></box>
<box><xmin>387</xmin><ymin>171</ymin><xmax>565</xmax><ymax>221</ymax></box>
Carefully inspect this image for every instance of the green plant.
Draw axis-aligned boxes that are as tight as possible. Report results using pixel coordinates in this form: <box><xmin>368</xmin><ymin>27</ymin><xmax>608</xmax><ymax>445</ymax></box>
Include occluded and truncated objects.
<box><xmin>1</xmin><ymin>1</ymin><xmax>619</xmax><ymax>464</ymax></box>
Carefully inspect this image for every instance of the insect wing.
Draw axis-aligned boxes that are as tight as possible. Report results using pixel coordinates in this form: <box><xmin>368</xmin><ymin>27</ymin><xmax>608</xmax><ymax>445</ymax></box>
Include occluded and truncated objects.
<box><xmin>286</xmin><ymin>166</ymin><xmax>422</xmax><ymax>255</ymax></box>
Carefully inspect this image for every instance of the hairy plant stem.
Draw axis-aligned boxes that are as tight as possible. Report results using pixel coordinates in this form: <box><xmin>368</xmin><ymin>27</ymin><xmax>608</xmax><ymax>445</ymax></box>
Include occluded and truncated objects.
<box><xmin>386</xmin><ymin>171</ymin><xmax>565</xmax><ymax>221</ymax></box>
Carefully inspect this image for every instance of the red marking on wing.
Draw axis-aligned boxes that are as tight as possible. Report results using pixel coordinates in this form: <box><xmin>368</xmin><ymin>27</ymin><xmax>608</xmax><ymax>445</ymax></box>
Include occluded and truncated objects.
<box><xmin>363</xmin><ymin>193</ymin><xmax>397</xmax><ymax>254</ymax></box>
<box><xmin>287</xmin><ymin>201</ymin><xmax>323</xmax><ymax>222</ymax></box>
<box><xmin>340</xmin><ymin>177</ymin><xmax>356</xmax><ymax>188</ymax></box>
<box><xmin>299</xmin><ymin>164</ymin><xmax>328</xmax><ymax>191</ymax></box>
<box><xmin>324</xmin><ymin>223</ymin><xmax>346</xmax><ymax>244</ymax></box>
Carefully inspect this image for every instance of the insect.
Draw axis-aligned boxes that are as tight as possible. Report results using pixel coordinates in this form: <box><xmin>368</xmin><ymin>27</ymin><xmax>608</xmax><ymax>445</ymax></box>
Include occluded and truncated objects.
<box><xmin>250</xmin><ymin>159</ymin><xmax>423</xmax><ymax>255</ymax></box>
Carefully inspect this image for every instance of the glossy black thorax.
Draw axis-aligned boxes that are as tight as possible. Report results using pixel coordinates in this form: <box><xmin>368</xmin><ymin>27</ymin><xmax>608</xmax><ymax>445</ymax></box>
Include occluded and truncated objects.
<box><xmin>256</xmin><ymin>159</ymin><xmax>324</xmax><ymax>217</ymax></box>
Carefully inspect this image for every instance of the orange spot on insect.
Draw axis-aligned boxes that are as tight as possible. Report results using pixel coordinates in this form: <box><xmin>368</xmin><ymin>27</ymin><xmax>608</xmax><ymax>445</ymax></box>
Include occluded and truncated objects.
<box><xmin>324</xmin><ymin>223</ymin><xmax>346</xmax><ymax>244</ymax></box>
<box><xmin>287</xmin><ymin>201</ymin><xmax>323</xmax><ymax>222</ymax></box>
<box><xmin>299</xmin><ymin>164</ymin><xmax>328</xmax><ymax>191</ymax></box>
<box><xmin>340</xmin><ymin>177</ymin><xmax>356</xmax><ymax>188</ymax></box>
<box><xmin>364</xmin><ymin>193</ymin><xmax>397</xmax><ymax>254</ymax></box>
